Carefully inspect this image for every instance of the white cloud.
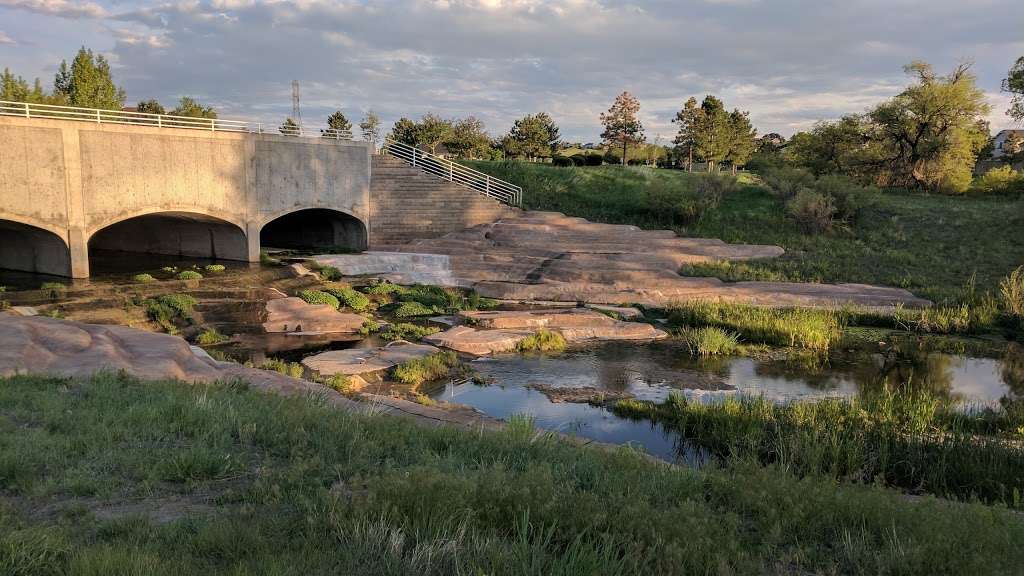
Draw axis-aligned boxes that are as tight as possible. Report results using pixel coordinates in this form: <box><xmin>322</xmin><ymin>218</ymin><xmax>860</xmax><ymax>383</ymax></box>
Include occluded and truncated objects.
<box><xmin>0</xmin><ymin>0</ymin><xmax>107</xmax><ymax>18</ymax></box>
<box><xmin>0</xmin><ymin>31</ymin><xmax>15</xmax><ymax>44</ymax></box>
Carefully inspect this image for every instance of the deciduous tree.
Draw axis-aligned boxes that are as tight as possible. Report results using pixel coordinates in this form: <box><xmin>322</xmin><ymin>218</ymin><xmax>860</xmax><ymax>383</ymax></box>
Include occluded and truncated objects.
<box><xmin>1004</xmin><ymin>56</ymin><xmax>1024</xmax><ymax>122</ymax></box>
<box><xmin>415</xmin><ymin>113</ymin><xmax>453</xmax><ymax>154</ymax></box>
<box><xmin>279</xmin><ymin>117</ymin><xmax>300</xmax><ymax>136</ymax></box>
<box><xmin>446</xmin><ymin>116</ymin><xmax>491</xmax><ymax>159</ymax></box>
<box><xmin>600</xmin><ymin>91</ymin><xmax>644</xmax><ymax>165</ymax></box>
<box><xmin>136</xmin><ymin>99</ymin><xmax>166</xmax><ymax>115</ymax></box>
<box><xmin>171</xmin><ymin>97</ymin><xmax>217</xmax><ymax>119</ymax></box>
<box><xmin>693</xmin><ymin>95</ymin><xmax>731</xmax><ymax>172</ymax></box>
<box><xmin>359</xmin><ymin>111</ymin><xmax>381</xmax><ymax>147</ymax></box>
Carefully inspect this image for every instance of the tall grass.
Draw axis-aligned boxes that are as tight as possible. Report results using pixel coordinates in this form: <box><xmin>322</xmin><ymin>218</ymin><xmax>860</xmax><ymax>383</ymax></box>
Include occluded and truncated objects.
<box><xmin>666</xmin><ymin>300</ymin><xmax>843</xmax><ymax>351</ymax></box>
<box><xmin>614</xmin><ymin>388</ymin><xmax>1024</xmax><ymax>507</ymax></box>
<box><xmin>516</xmin><ymin>329</ymin><xmax>567</xmax><ymax>352</ymax></box>
<box><xmin>2</xmin><ymin>373</ymin><xmax>1024</xmax><ymax>574</ymax></box>
<box><xmin>676</xmin><ymin>326</ymin><xmax>739</xmax><ymax>356</ymax></box>
<box><xmin>392</xmin><ymin>350</ymin><xmax>460</xmax><ymax>388</ymax></box>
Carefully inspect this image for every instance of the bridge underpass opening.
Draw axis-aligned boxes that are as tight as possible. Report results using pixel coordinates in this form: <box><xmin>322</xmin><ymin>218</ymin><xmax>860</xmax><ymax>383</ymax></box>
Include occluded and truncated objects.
<box><xmin>260</xmin><ymin>209</ymin><xmax>367</xmax><ymax>252</ymax></box>
<box><xmin>88</xmin><ymin>212</ymin><xmax>249</xmax><ymax>274</ymax></box>
<box><xmin>0</xmin><ymin>220</ymin><xmax>71</xmax><ymax>277</ymax></box>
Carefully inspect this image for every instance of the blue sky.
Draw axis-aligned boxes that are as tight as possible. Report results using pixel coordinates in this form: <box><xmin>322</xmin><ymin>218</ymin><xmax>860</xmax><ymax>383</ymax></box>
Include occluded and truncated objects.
<box><xmin>1</xmin><ymin>0</ymin><xmax>1021</xmax><ymax>141</ymax></box>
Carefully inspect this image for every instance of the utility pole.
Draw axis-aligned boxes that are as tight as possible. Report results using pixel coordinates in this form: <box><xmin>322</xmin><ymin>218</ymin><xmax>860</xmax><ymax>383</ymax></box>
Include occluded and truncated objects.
<box><xmin>291</xmin><ymin>80</ymin><xmax>302</xmax><ymax>133</ymax></box>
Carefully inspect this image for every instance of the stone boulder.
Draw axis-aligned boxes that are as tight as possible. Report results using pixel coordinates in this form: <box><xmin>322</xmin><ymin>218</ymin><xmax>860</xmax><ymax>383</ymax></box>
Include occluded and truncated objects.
<box><xmin>262</xmin><ymin>297</ymin><xmax>367</xmax><ymax>334</ymax></box>
<box><xmin>424</xmin><ymin>326</ymin><xmax>533</xmax><ymax>355</ymax></box>
<box><xmin>301</xmin><ymin>342</ymin><xmax>439</xmax><ymax>378</ymax></box>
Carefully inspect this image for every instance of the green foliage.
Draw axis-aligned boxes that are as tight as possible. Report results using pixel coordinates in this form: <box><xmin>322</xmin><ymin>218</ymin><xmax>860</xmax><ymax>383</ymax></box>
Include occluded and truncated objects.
<box><xmin>516</xmin><ymin>329</ymin><xmax>567</xmax><ymax>352</ymax></box>
<box><xmin>359</xmin><ymin>110</ymin><xmax>381</xmax><ymax>146</ymax></box>
<box><xmin>446</xmin><ymin>116</ymin><xmax>492</xmax><ymax>159</ymax></box>
<box><xmin>786</xmin><ymin>188</ymin><xmax>837</xmax><ymax>234</ymax></box>
<box><xmin>144</xmin><ymin>294</ymin><xmax>197</xmax><ymax>332</ymax></box>
<box><xmin>362</xmin><ymin>280</ymin><xmax>402</xmax><ymax>295</ymax></box>
<box><xmin>279</xmin><ymin>117</ymin><xmax>300</xmax><ymax>136</ymax></box>
<box><xmin>323</xmin><ymin>373</ymin><xmax>352</xmax><ymax>393</ymax></box>
<box><xmin>1000</xmin><ymin>266</ymin><xmax>1024</xmax><ymax>320</ymax></box>
<box><xmin>1</xmin><ymin>67</ymin><xmax>63</xmax><ymax>104</ymax></box>
<box><xmin>259</xmin><ymin>358</ymin><xmax>304</xmax><ymax>379</ymax></box>
<box><xmin>1006</xmin><ymin>56</ymin><xmax>1024</xmax><ymax>122</ymax></box>
<box><xmin>552</xmin><ymin>155</ymin><xmax>574</xmax><ymax>167</ymax></box>
<box><xmin>203</xmin><ymin>264</ymin><xmax>226</xmax><ymax>274</ymax></box>
<box><xmin>600</xmin><ymin>91</ymin><xmax>644</xmax><ymax>163</ymax></box>
<box><xmin>196</xmin><ymin>328</ymin><xmax>228</xmax><ymax>346</ymax></box>
<box><xmin>170</xmin><ymin>96</ymin><xmax>217</xmax><ymax>119</ymax></box>
<box><xmin>761</xmin><ymin>166</ymin><xmax>815</xmax><ymax>199</ymax></box>
<box><xmin>298</xmin><ymin>290</ymin><xmax>340</xmax><ymax>309</ymax></box>
<box><xmin>667</xmin><ymin>301</ymin><xmax>843</xmax><ymax>351</ymax></box>
<box><xmin>392</xmin><ymin>350</ymin><xmax>459</xmax><ymax>388</ymax></box>
<box><xmin>259</xmin><ymin>251</ymin><xmax>281</xmax><ymax>266</ymax></box>
<box><xmin>39</xmin><ymin>282</ymin><xmax>66</xmax><ymax>297</ymax></box>
<box><xmin>325</xmin><ymin>110</ymin><xmax>352</xmax><ymax>133</ymax></box>
<box><xmin>677</xmin><ymin>326</ymin><xmax>740</xmax><ymax>356</ymax></box>
<box><xmin>358</xmin><ymin>319</ymin><xmax>381</xmax><ymax>335</ymax></box>
<box><xmin>393</xmin><ymin>301</ymin><xmax>435</xmax><ymax>318</ymax></box>
<box><xmin>176</xmin><ymin>270</ymin><xmax>203</xmax><ymax>280</ymax></box>
<box><xmin>380</xmin><ymin>322</ymin><xmax>440</xmax><ymax>342</ymax></box>
<box><xmin>501</xmin><ymin>112</ymin><xmax>560</xmax><ymax>160</ymax></box>
<box><xmin>3</xmin><ymin>373</ymin><xmax>1024</xmax><ymax>573</ymax></box>
<box><xmin>135</xmin><ymin>99</ymin><xmax>165</xmax><ymax>115</ymax></box>
<box><xmin>972</xmin><ymin>166</ymin><xmax>1024</xmax><ymax>195</ymax></box>
<box><xmin>324</xmin><ymin>287</ymin><xmax>370</xmax><ymax>311</ymax></box>
<box><xmin>54</xmin><ymin>47</ymin><xmax>125</xmax><ymax>109</ymax></box>
<box><xmin>615</xmin><ymin>388</ymin><xmax>1024</xmax><ymax>507</ymax></box>
<box><xmin>131</xmin><ymin>273</ymin><xmax>156</xmax><ymax>283</ymax></box>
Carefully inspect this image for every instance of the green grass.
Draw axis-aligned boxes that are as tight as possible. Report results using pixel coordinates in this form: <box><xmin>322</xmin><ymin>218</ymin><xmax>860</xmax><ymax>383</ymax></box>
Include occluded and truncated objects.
<box><xmin>468</xmin><ymin>162</ymin><xmax>1024</xmax><ymax>302</ymax></box>
<box><xmin>676</xmin><ymin>326</ymin><xmax>740</xmax><ymax>356</ymax></box>
<box><xmin>143</xmin><ymin>294</ymin><xmax>197</xmax><ymax>333</ymax></box>
<box><xmin>515</xmin><ymin>329</ymin><xmax>568</xmax><ymax>352</ymax></box>
<box><xmin>392</xmin><ymin>350</ymin><xmax>460</xmax><ymax>388</ymax></box>
<box><xmin>379</xmin><ymin>322</ymin><xmax>440</xmax><ymax>342</ymax></box>
<box><xmin>298</xmin><ymin>289</ymin><xmax>340</xmax><ymax>309</ymax></box>
<box><xmin>131</xmin><ymin>273</ymin><xmax>156</xmax><ymax>283</ymax></box>
<box><xmin>195</xmin><ymin>328</ymin><xmax>228</xmax><ymax>346</ymax></box>
<box><xmin>176</xmin><ymin>270</ymin><xmax>203</xmax><ymax>280</ymax></box>
<box><xmin>613</xmin><ymin>388</ymin><xmax>1024</xmax><ymax>508</ymax></box>
<box><xmin>666</xmin><ymin>301</ymin><xmax>843</xmax><ymax>351</ymax></box>
<box><xmin>2</xmin><ymin>373</ymin><xmax>1024</xmax><ymax>574</ymax></box>
<box><xmin>323</xmin><ymin>286</ymin><xmax>370</xmax><ymax>311</ymax></box>
<box><xmin>258</xmin><ymin>358</ymin><xmax>304</xmax><ymax>379</ymax></box>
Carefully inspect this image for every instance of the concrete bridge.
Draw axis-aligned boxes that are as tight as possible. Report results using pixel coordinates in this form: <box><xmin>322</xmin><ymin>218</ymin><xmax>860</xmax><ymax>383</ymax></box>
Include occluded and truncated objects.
<box><xmin>0</xmin><ymin>107</ymin><xmax>517</xmax><ymax>278</ymax></box>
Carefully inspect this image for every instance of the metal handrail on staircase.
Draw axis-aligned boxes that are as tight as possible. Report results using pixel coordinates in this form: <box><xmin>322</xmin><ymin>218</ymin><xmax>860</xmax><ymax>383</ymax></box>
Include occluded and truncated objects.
<box><xmin>382</xmin><ymin>138</ymin><xmax>522</xmax><ymax>207</ymax></box>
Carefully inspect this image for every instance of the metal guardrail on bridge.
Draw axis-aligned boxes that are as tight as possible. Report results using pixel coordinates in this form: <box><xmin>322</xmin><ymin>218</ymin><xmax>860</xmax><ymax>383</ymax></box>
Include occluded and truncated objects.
<box><xmin>382</xmin><ymin>138</ymin><xmax>522</xmax><ymax>207</ymax></box>
<box><xmin>0</xmin><ymin>100</ymin><xmax>352</xmax><ymax>139</ymax></box>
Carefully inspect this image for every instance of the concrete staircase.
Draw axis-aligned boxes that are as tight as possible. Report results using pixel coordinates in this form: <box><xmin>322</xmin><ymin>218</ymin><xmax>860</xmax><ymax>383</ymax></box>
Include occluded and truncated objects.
<box><xmin>369</xmin><ymin>154</ymin><xmax>520</xmax><ymax>247</ymax></box>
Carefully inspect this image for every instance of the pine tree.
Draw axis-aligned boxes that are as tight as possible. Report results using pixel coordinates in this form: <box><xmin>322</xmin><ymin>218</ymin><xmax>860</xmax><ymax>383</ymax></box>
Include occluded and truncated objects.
<box><xmin>389</xmin><ymin>118</ymin><xmax>418</xmax><ymax>146</ymax></box>
<box><xmin>279</xmin><ymin>117</ymin><xmax>300</xmax><ymax>136</ymax></box>
<box><xmin>672</xmin><ymin>97</ymin><xmax>701</xmax><ymax>171</ymax></box>
<box><xmin>725</xmin><ymin>109</ymin><xmax>757</xmax><ymax>173</ymax></box>
<box><xmin>693</xmin><ymin>95</ymin><xmax>732</xmax><ymax>172</ymax></box>
<box><xmin>55</xmin><ymin>47</ymin><xmax>125</xmax><ymax>109</ymax></box>
<box><xmin>600</xmin><ymin>92</ymin><xmax>644</xmax><ymax>165</ymax></box>
<box><xmin>326</xmin><ymin>110</ymin><xmax>352</xmax><ymax>136</ymax></box>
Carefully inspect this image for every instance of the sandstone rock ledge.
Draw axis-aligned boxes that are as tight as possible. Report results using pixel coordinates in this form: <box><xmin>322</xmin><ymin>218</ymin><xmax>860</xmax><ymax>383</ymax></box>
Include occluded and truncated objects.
<box><xmin>262</xmin><ymin>297</ymin><xmax>367</xmax><ymax>334</ymax></box>
<box><xmin>0</xmin><ymin>314</ymin><xmax>345</xmax><ymax>401</ymax></box>
<box><xmin>301</xmin><ymin>343</ymin><xmax>438</xmax><ymax>379</ymax></box>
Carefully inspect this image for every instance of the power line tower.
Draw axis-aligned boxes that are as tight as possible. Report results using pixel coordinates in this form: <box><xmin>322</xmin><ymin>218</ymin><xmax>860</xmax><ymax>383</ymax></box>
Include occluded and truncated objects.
<box><xmin>291</xmin><ymin>80</ymin><xmax>302</xmax><ymax>130</ymax></box>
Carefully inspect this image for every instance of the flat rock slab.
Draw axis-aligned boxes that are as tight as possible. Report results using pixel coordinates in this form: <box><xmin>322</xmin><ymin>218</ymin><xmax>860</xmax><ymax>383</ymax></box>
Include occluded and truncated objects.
<box><xmin>585</xmin><ymin>304</ymin><xmax>643</xmax><ymax>320</ymax></box>
<box><xmin>424</xmin><ymin>326</ymin><xmax>533</xmax><ymax>355</ymax></box>
<box><xmin>262</xmin><ymin>297</ymin><xmax>366</xmax><ymax>334</ymax></box>
<box><xmin>458</xmin><ymin>308</ymin><xmax>668</xmax><ymax>341</ymax></box>
<box><xmin>312</xmin><ymin>251</ymin><xmax>465</xmax><ymax>287</ymax></box>
<box><xmin>0</xmin><ymin>314</ymin><xmax>345</xmax><ymax>401</ymax></box>
<box><xmin>302</xmin><ymin>343</ymin><xmax>439</xmax><ymax>377</ymax></box>
<box><xmin>370</xmin><ymin>211</ymin><xmax>930</xmax><ymax>309</ymax></box>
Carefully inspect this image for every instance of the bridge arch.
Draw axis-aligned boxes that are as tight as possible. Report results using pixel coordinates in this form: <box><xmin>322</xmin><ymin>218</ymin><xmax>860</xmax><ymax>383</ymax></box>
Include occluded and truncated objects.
<box><xmin>0</xmin><ymin>217</ymin><xmax>72</xmax><ymax>277</ymax></box>
<box><xmin>87</xmin><ymin>210</ymin><xmax>250</xmax><ymax>269</ymax></box>
<box><xmin>259</xmin><ymin>208</ymin><xmax>368</xmax><ymax>252</ymax></box>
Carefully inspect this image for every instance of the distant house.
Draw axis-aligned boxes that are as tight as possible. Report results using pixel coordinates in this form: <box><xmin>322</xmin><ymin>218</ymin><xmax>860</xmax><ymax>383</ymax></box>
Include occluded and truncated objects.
<box><xmin>992</xmin><ymin>129</ymin><xmax>1024</xmax><ymax>158</ymax></box>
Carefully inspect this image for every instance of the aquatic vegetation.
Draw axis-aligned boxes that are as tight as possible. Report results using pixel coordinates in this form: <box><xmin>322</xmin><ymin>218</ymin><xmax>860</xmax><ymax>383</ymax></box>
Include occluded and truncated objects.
<box><xmin>677</xmin><ymin>326</ymin><xmax>739</xmax><ymax>356</ymax></box>
<box><xmin>380</xmin><ymin>322</ymin><xmax>440</xmax><ymax>342</ymax></box>
<box><xmin>204</xmin><ymin>264</ymin><xmax>226</xmax><ymax>274</ymax></box>
<box><xmin>666</xmin><ymin>301</ymin><xmax>842</xmax><ymax>351</ymax></box>
<box><xmin>614</xmin><ymin>388</ymin><xmax>1024</xmax><ymax>508</ymax></box>
<box><xmin>144</xmin><ymin>294</ymin><xmax>197</xmax><ymax>332</ymax></box>
<box><xmin>196</xmin><ymin>328</ymin><xmax>228</xmax><ymax>346</ymax></box>
<box><xmin>298</xmin><ymin>289</ymin><xmax>340</xmax><ymax>309</ymax></box>
<box><xmin>176</xmin><ymin>270</ymin><xmax>203</xmax><ymax>280</ymax></box>
<box><xmin>392</xmin><ymin>350</ymin><xmax>459</xmax><ymax>388</ymax></box>
<box><xmin>259</xmin><ymin>251</ymin><xmax>281</xmax><ymax>266</ymax></box>
<box><xmin>1001</xmin><ymin>265</ymin><xmax>1024</xmax><ymax>320</ymax></box>
<box><xmin>516</xmin><ymin>329</ymin><xmax>567</xmax><ymax>352</ymax></box>
<box><xmin>324</xmin><ymin>286</ymin><xmax>370</xmax><ymax>311</ymax></box>
<box><xmin>39</xmin><ymin>281</ymin><xmax>66</xmax><ymax>292</ymax></box>
<box><xmin>131</xmin><ymin>273</ymin><xmax>156</xmax><ymax>283</ymax></box>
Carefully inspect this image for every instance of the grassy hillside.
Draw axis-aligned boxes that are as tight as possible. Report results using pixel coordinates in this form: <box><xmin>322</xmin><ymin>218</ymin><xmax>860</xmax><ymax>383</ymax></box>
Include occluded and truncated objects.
<box><xmin>467</xmin><ymin>161</ymin><xmax>1024</xmax><ymax>302</ymax></box>
<box><xmin>3</xmin><ymin>373</ymin><xmax>1024</xmax><ymax>574</ymax></box>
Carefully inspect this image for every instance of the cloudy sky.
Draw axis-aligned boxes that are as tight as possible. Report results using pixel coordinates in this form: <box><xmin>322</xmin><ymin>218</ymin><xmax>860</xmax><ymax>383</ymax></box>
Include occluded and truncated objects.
<box><xmin>1</xmin><ymin>0</ymin><xmax>1021</xmax><ymax>142</ymax></box>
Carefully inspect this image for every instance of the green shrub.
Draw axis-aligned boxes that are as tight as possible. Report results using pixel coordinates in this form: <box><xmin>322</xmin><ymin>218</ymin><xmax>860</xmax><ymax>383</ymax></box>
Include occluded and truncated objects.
<box><xmin>694</xmin><ymin>172</ymin><xmax>739</xmax><ymax>202</ymax></box>
<box><xmin>318</xmin><ymin>265</ymin><xmax>342</xmax><ymax>281</ymax></box>
<box><xmin>203</xmin><ymin>264</ymin><xmax>226</xmax><ymax>274</ymax></box>
<box><xmin>323</xmin><ymin>373</ymin><xmax>352</xmax><ymax>392</ymax></box>
<box><xmin>298</xmin><ymin>290</ymin><xmax>340</xmax><ymax>309</ymax></box>
<box><xmin>363</xmin><ymin>281</ymin><xmax>402</xmax><ymax>295</ymax></box>
<box><xmin>380</xmin><ymin>322</ymin><xmax>440</xmax><ymax>342</ymax></box>
<box><xmin>358</xmin><ymin>319</ymin><xmax>381</xmax><ymax>335</ymax></box>
<box><xmin>196</xmin><ymin>328</ymin><xmax>228</xmax><ymax>346</ymax></box>
<box><xmin>132</xmin><ymin>273</ymin><xmax>156</xmax><ymax>283</ymax></box>
<box><xmin>144</xmin><ymin>294</ymin><xmax>197</xmax><ymax>331</ymax></box>
<box><xmin>646</xmin><ymin>183</ymin><xmax>702</xmax><ymax>225</ymax></box>
<box><xmin>40</xmin><ymin>281</ymin><xmax>66</xmax><ymax>292</ymax></box>
<box><xmin>516</xmin><ymin>329</ymin><xmax>567</xmax><ymax>352</ymax></box>
<box><xmin>584</xmin><ymin>152</ymin><xmax>604</xmax><ymax>166</ymax></box>
<box><xmin>176</xmin><ymin>270</ymin><xmax>203</xmax><ymax>280</ymax></box>
<box><xmin>260</xmin><ymin>358</ymin><xmax>304</xmax><ymax>379</ymax></box>
<box><xmin>814</xmin><ymin>173</ymin><xmax>877</xmax><ymax>221</ymax></box>
<box><xmin>394</xmin><ymin>301</ymin><xmax>437</xmax><ymax>318</ymax></box>
<box><xmin>392</xmin><ymin>350</ymin><xmax>459</xmax><ymax>388</ymax></box>
<box><xmin>324</xmin><ymin>287</ymin><xmax>370</xmax><ymax>311</ymax></box>
<box><xmin>568</xmin><ymin>154</ymin><xmax>586</xmax><ymax>167</ymax></box>
<box><xmin>259</xmin><ymin>251</ymin><xmax>281</xmax><ymax>266</ymax></box>
<box><xmin>552</xmin><ymin>155</ymin><xmax>574</xmax><ymax>167</ymax></box>
<box><xmin>787</xmin><ymin>188</ymin><xmax>836</xmax><ymax>234</ymax></box>
<box><xmin>678</xmin><ymin>326</ymin><xmax>740</xmax><ymax>356</ymax></box>
<box><xmin>603</xmin><ymin>151</ymin><xmax>621</xmax><ymax>165</ymax></box>
<box><xmin>762</xmin><ymin>167</ymin><xmax>815</xmax><ymax>198</ymax></box>
<box><xmin>972</xmin><ymin>166</ymin><xmax>1024</xmax><ymax>195</ymax></box>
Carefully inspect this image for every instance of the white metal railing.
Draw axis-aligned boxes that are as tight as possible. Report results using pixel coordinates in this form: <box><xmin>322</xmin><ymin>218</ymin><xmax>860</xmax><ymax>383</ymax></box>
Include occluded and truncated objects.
<box><xmin>0</xmin><ymin>99</ymin><xmax>353</xmax><ymax>139</ymax></box>
<box><xmin>382</xmin><ymin>138</ymin><xmax>522</xmax><ymax>207</ymax></box>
